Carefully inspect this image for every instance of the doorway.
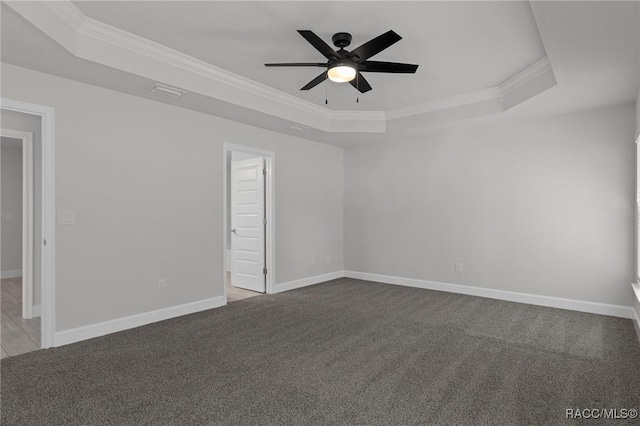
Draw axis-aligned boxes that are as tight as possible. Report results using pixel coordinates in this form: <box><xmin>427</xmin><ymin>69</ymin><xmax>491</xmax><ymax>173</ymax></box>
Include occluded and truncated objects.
<box><xmin>223</xmin><ymin>143</ymin><xmax>275</xmax><ymax>302</ymax></box>
<box><xmin>1</xmin><ymin>129</ymin><xmax>38</xmax><ymax>357</ymax></box>
<box><xmin>1</xmin><ymin>99</ymin><xmax>56</xmax><ymax>350</ymax></box>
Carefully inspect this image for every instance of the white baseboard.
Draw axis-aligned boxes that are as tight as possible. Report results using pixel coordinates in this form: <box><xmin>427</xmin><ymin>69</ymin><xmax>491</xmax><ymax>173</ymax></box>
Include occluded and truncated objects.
<box><xmin>633</xmin><ymin>310</ymin><xmax>640</xmax><ymax>344</ymax></box>
<box><xmin>32</xmin><ymin>304</ymin><xmax>41</xmax><ymax>318</ymax></box>
<box><xmin>1</xmin><ymin>269</ymin><xmax>22</xmax><ymax>279</ymax></box>
<box><xmin>632</xmin><ymin>284</ymin><xmax>640</xmax><ymax>343</ymax></box>
<box><xmin>55</xmin><ymin>296</ymin><xmax>226</xmax><ymax>347</ymax></box>
<box><xmin>274</xmin><ymin>270</ymin><xmax>345</xmax><ymax>294</ymax></box>
<box><xmin>345</xmin><ymin>271</ymin><xmax>636</xmax><ymax>319</ymax></box>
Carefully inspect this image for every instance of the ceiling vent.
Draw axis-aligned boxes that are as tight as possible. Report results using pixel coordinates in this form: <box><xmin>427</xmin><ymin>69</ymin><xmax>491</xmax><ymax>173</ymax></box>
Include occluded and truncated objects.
<box><xmin>289</xmin><ymin>123</ymin><xmax>310</xmax><ymax>131</ymax></box>
<box><xmin>151</xmin><ymin>83</ymin><xmax>187</xmax><ymax>98</ymax></box>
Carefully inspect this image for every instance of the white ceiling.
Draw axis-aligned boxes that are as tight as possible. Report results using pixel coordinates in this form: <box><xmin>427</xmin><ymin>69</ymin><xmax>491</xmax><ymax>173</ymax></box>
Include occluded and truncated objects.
<box><xmin>1</xmin><ymin>1</ymin><xmax>638</xmax><ymax>147</ymax></box>
<box><xmin>72</xmin><ymin>1</ymin><xmax>546</xmax><ymax>111</ymax></box>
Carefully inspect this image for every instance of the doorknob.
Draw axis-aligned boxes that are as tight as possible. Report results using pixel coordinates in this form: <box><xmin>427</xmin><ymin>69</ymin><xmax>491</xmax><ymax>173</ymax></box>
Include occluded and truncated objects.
<box><xmin>231</xmin><ymin>228</ymin><xmax>237</xmax><ymax>234</ymax></box>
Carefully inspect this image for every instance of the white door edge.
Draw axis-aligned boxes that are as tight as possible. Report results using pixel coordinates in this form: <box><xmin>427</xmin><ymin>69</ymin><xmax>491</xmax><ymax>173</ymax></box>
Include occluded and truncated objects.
<box><xmin>222</xmin><ymin>142</ymin><xmax>275</xmax><ymax>302</ymax></box>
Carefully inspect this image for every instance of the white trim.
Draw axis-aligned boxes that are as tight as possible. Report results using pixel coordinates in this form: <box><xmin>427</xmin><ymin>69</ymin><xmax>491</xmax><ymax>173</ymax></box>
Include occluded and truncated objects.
<box><xmin>5</xmin><ymin>1</ymin><xmax>558</xmax><ymax>133</ymax></box>
<box><xmin>498</xmin><ymin>57</ymin><xmax>553</xmax><ymax>96</ymax></box>
<box><xmin>632</xmin><ymin>283</ymin><xmax>640</xmax><ymax>343</ymax></box>
<box><xmin>387</xmin><ymin>87</ymin><xmax>502</xmax><ymax>120</ymax></box>
<box><xmin>273</xmin><ymin>270</ymin><xmax>345</xmax><ymax>293</ymax></box>
<box><xmin>54</xmin><ymin>296</ymin><xmax>226</xmax><ymax>347</ymax></box>
<box><xmin>386</xmin><ymin>57</ymin><xmax>555</xmax><ymax>120</ymax></box>
<box><xmin>1</xmin><ymin>128</ymin><xmax>35</xmax><ymax>319</ymax></box>
<box><xmin>222</xmin><ymin>143</ymin><xmax>276</xmax><ymax>299</ymax></box>
<box><xmin>633</xmin><ymin>305</ymin><xmax>640</xmax><ymax>344</ymax></box>
<box><xmin>7</xmin><ymin>1</ymin><xmax>380</xmax><ymax>133</ymax></box>
<box><xmin>0</xmin><ymin>269</ymin><xmax>22</xmax><ymax>279</ymax></box>
<box><xmin>32</xmin><ymin>304</ymin><xmax>41</xmax><ymax>318</ymax></box>
<box><xmin>345</xmin><ymin>271</ymin><xmax>636</xmax><ymax>319</ymax></box>
<box><xmin>23</xmin><ymin>131</ymin><xmax>34</xmax><ymax>319</ymax></box>
<box><xmin>1</xmin><ymin>98</ymin><xmax>56</xmax><ymax>349</ymax></box>
<box><xmin>632</xmin><ymin>283</ymin><xmax>640</xmax><ymax>303</ymax></box>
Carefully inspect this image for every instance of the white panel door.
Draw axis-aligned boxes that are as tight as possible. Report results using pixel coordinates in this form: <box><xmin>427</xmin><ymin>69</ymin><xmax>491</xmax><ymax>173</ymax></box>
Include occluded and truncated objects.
<box><xmin>230</xmin><ymin>155</ymin><xmax>265</xmax><ymax>293</ymax></box>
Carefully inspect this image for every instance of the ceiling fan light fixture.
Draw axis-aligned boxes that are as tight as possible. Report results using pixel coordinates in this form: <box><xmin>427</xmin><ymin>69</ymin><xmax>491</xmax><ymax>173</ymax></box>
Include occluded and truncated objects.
<box><xmin>327</xmin><ymin>62</ymin><xmax>356</xmax><ymax>83</ymax></box>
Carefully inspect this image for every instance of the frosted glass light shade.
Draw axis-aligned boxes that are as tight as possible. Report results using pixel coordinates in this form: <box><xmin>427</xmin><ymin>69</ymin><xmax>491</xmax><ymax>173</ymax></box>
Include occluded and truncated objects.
<box><xmin>328</xmin><ymin>64</ymin><xmax>356</xmax><ymax>83</ymax></box>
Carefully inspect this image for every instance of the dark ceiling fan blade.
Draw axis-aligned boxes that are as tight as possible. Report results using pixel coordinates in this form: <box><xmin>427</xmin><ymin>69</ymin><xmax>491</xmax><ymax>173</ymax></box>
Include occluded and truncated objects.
<box><xmin>359</xmin><ymin>61</ymin><xmax>418</xmax><ymax>73</ymax></box>
<box><xmin>297</xmin><ymin>30</ymin><xmax>341</xmax><ymax>60</ymax></box>
<box><xmin>265</xmin><ymin>63</ymin><xmax>327</xmax><ymax>67</ymax></box>
<box><xmin>349</xmin><ymin>72</ymin><xmax>372</xmax><ymax>93</ymax></box>
<box><xmin>301</xmin><ymin>72</ymin><xmax>328</xmax><ymax>90</ymax></box>
<box><xmin>347</xmin><ymin>30</ymin><xmax>402</xmax><ymax>62</ymax></box>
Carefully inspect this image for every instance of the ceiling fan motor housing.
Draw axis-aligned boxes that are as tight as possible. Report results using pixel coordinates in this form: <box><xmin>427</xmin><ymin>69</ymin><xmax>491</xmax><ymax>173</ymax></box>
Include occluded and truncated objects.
<box><xmin>332</xmin><ymin>32</ymin><xmax>352</xmax><ymax>49</ymax></box>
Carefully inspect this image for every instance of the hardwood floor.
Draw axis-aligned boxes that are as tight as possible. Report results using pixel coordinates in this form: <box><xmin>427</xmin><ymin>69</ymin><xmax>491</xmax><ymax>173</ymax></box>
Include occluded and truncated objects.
<box><xmin>1</xmin><ymin>277</ymin><xmax>40</xmax><ymax>358</ymax></box>
<box><xmin>226</xmin><ymin>272</ymin><xmax>263</xmax><ymax>302</ymax></box>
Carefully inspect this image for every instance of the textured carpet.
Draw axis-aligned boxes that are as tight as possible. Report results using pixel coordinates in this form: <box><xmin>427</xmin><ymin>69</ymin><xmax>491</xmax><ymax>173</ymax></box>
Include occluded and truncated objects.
<box><xmin>2</xmin><ymin>278</ymin><xmax>640</xmax><ymax>425</ymax></box>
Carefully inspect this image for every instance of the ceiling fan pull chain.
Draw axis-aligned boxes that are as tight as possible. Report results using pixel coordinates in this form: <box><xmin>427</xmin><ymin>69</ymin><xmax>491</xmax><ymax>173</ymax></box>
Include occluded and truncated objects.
<box><xmin>325</xmin><ymin>76</ymin><xmax>328</xmax><ymax>105</ymax></box>
<box><xmin>356</xmin><ymin>72</ymin><xmax>360</xmax><ymax>103</ymax></box>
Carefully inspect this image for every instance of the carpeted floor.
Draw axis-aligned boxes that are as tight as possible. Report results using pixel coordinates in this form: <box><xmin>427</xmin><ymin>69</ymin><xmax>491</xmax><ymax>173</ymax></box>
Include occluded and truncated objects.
<box><xmin>2</xmin><ymin>278</ymin><xmax>640</xmax><ymax>425</ymax></box>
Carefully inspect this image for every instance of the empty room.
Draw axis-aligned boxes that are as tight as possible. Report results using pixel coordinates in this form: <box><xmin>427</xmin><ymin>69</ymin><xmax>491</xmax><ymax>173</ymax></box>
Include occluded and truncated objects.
<box><xmin>1</xmin><ymin>1</ymin><xmax>639</xmax><ymax>425</ymax></box>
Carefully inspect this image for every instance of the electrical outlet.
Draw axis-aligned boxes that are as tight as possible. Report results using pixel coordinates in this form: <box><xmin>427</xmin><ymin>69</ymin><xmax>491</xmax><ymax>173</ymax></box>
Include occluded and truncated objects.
<box><xmin>455</xmin><ymin>262</ymin><xmax>463</xmax><ymax>273</ymax></box>
<box><xmin>158</xmin><ymin>279</ymin><xmax>167</xmax><ymax>292</ymax></box>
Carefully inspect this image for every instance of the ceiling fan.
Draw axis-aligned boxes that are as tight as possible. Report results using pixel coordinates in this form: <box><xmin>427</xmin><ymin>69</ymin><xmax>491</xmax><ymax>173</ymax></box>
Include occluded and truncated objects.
<box><xmin>265</xmin><ymin>30</ymin><xmax>418</xmax><ymax>93</ymax></box>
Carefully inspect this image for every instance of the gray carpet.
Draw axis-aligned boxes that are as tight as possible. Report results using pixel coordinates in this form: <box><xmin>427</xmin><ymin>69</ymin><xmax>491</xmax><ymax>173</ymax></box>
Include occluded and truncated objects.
<box><xmin>2</xmin><ymin>278</ymin><xmax>640</xmax><ymax>425</ymax></box>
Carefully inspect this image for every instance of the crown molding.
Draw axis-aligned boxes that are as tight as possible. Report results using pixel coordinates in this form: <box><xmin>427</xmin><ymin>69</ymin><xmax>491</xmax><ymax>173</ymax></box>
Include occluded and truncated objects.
<box><xmin>499</xmin><ymin>57</ymin><xmax>552</xmax><ymax>96</ymax></box>
<box><xmin>44</xmin><ymin>1</ymin><xmax>338</xmax><ymax>122</ymax></box>
<box><xmin>46</xmin><ymin>0</ymin><xmax>86</xmax><ymax>33</ymax></box>
<box><xmin>386</xmin><ymin>87</ymin><xmax>502</xmax><ymax>120</ymax></box>
<box><xmin>6</xmin><ymin>0</ymin><xmax>557</xmax><ymax>137</ymax></box>
<box><xmin>78</xmin><ymin>15</ymin><xmax>334</xmax><ymax>120</ymax></box>
<box><xmin>387</xmin><ymin>57</ymin><xmax>556</xmax><ymax>121</ymax></box>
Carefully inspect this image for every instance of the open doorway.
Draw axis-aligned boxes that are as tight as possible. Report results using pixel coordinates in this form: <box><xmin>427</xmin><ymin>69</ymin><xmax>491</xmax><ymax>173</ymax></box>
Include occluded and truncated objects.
<box><xmin>223</xmin><ymin>143</ymin><xmax>275</xmax><ymax>303</ymax></box>
<box><xmin>1</xmin><ymin>128</ymin><xmax>38</xmax><ymax>357</ymax></box>
<box><xmin>1</xmin><ymin>100</ymin><xmax>56</xmax><ymax>351</ymax></box>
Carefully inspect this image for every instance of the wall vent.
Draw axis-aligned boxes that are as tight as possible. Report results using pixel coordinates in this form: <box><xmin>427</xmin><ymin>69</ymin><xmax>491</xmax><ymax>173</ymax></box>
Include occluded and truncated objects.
<box><xmin>151</xmin><ymin>83</ymin><xmax>187</xmax><ymax>98</ymax></box>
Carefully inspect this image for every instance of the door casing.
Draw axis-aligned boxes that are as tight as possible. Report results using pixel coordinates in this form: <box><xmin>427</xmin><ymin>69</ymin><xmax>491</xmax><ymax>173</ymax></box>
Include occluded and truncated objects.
<box><xmin>222</xmin><ymin>143</ymin><xmax>275</xmax><ymax>300</ymax></box>
<box><xmin>1</xmin><ymin>98</ymin><xmax>56</xmax><ymax>349</ymax></box>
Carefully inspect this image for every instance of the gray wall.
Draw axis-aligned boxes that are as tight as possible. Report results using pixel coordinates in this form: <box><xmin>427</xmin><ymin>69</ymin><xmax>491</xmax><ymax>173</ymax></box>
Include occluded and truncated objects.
<box><xmin>637</xmin><ymin>2</ymin><xmax>640</xmax><ymax>139</ymax></box>
<box><xmin>1</xmin><ymin>138</ymin><xmax>23</xmax><ymax>272</ymax></box>
<box><xmin>345</xmin><ymin>104</ymin><xmax>636</xmax><ymax>307</ymax></box>
<box><xmin>2</xmin><ymin>64</ymin><xmax>343</xmax><ymax>331</ymax></box>
<box><xmin>1</xmin><ymin>110</ymin><xmax>42</xmax><ymax>307</ymax></box>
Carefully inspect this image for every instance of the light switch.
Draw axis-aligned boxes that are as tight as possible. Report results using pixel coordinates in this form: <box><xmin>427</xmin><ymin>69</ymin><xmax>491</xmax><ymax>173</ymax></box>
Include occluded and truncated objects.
<box><xmin>57</xmin><ymin>210</ymin><xmax>76</xmax><ymax>225</ymax></box>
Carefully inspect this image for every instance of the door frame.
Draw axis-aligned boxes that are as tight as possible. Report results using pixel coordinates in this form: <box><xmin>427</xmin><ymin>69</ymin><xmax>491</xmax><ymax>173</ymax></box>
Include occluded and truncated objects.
<box><xmin>1</xmin><ymin>98</ymin><xmax>56</xmax><ymax>349</ymax></box>
<box><xmin>222</xmin><ymin>143</ymin><xmax>275</xmax><ymax>299</ymax></box>
<box><xmin>0</xmin><ymin>128</ymin><xmax>34</xmax><ymax>319</ymax></box>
